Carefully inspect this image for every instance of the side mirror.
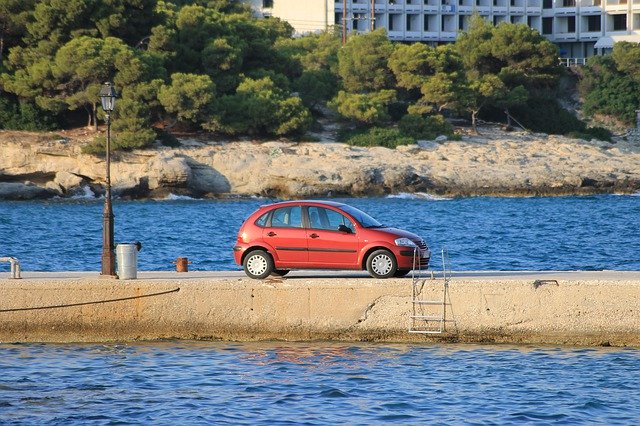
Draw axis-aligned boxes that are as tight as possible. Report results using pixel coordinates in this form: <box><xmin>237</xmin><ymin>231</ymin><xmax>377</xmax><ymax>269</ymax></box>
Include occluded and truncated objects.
<box><xmin>338</xmin><ymin>225</ymin><xmax>353</xmax><ymax>234</ymax></box>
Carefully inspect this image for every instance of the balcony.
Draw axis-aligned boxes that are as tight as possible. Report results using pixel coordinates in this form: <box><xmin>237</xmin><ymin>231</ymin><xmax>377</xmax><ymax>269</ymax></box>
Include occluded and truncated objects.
<box><xmin>440</xmin><ymin>31</ymin><xmax>458</xmax><ymax>40</ymax></box>
<box><xmin>579</xmin><ymin>30</ymin><xmax>604</xmax><ymax>39</ymax></box>
<box><xmin>554</xmin><ymin>32</ymin><xmax>578</xmax><ymax>40</ymax></box>
<box><xmin>421</xmin><ymin>31</ymin><xmax>440</xmax><ymax>41</ymax></box>
<box><xmin>404</xmin><ymin>30</ymin><xmax>423</xmax><ymax>40</ymax></box>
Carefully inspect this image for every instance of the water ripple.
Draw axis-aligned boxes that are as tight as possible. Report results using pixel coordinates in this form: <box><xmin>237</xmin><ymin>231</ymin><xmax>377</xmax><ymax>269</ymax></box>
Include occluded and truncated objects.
<box><xmin>1</xmin><ymin>195</ymin><xmax>639</xmax><ymax>271</ymax></box>
<box><xmin>1</xmin><ymin>342</ymin><xmax>637</xmax><ymax>424</ymax></box>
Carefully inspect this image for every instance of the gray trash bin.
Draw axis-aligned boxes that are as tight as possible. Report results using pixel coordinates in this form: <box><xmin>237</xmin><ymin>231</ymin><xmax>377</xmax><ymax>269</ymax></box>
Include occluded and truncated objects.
<box><xmin>116</xmin><ymin>243</ymin><xmax>138</xmax><ymax>280</ymax></box>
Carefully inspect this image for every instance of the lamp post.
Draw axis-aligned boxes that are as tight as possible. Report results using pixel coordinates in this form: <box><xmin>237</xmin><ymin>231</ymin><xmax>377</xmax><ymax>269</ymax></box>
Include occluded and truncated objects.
<box><xmin>99</xmin><ymin>82</ymin><xmax>117</xmax><ymax>277</ymax></box>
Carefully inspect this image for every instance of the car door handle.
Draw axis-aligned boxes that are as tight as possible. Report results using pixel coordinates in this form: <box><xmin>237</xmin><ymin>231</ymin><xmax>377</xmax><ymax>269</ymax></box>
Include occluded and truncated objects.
<box><xmin>267</xmin><ymin>231</ymin><xmax>277</xmax><ymax>237</ymax></box>
<box><xmin>309</xmin><ymin>233</ymin><xmax>319</xmax><ymax>239</ymax></box>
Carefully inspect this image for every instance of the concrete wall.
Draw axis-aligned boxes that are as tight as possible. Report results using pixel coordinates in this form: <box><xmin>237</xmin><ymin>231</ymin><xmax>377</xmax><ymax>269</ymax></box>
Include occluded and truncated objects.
<box><xmin>1</xmin><ymin>273</ymin><xmax>639</xmax><ymax>347</ymax></box>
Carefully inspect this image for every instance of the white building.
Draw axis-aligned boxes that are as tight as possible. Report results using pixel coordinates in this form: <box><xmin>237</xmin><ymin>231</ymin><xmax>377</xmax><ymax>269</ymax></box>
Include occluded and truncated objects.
<box><xmin>242</xmin><ymin>0</ymin><xmax>640</xmax><ymax>58</ymax></box>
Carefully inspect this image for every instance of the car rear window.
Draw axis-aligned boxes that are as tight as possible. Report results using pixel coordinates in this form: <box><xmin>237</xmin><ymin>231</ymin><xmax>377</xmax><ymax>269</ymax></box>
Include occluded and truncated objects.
<box><xmin>254</xmin><ymin>212</ymin><xmax>269</xmax><ymax>227</ymax></box>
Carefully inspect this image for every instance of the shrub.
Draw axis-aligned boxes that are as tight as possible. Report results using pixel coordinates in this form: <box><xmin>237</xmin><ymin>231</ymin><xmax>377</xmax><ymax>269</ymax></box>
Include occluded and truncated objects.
<box><xmin>0</xmin><ymin>96</ymin><xmax>58</xmax><ymax>131</ymax></box>
<box><xmin>566</xmin><ymin>126</ymin><xmax>613</xmax><ymax>142</ymax></box>
<box><xmin>343</xmin><ymin>127</ymin><xmax>415</xmax><ymax>149</ymax></box>
<box><xmin>510</xmin><ymin>97</ymin><xmax>585</xmax><ymax>135</ymax></box>
<box><xmin>81</xmin><ymin>129</ymin><xmax>157</xmax><ymax>155</ymax></box>
<box><xmin>399</xmin><ymin>114</ymin><xmax>453</xmax><ymax>139</ymax></box>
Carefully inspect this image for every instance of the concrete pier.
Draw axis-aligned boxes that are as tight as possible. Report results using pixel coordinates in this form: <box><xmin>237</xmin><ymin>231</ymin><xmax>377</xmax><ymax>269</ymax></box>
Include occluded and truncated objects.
<box><xmin>1</xmin><ymin>271</ymin><xmax>639</xmax><ymax>347</ymax></box>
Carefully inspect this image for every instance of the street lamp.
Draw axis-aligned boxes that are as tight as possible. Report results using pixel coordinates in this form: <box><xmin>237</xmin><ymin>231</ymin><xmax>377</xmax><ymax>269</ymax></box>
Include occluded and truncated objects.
<box><xmin>99</xmin><ymin>82</ymin><xmax>117</xmax><ymax>277</ymax></box>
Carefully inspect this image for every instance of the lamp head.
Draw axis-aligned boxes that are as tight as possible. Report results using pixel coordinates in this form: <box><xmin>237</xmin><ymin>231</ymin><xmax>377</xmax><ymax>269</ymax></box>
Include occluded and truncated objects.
<box><xmin>99</xmin><ymin>82</ymin><xmax>117</xmax><ymax>112</ymax></box>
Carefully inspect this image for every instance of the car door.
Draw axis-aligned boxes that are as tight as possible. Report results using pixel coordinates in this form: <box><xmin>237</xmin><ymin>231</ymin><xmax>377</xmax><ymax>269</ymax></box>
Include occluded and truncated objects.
<box><xmin>306</xmin><ymin>206</ymin><xmax>359</xmax><ymax>267</ymax></box>
<box><xmin>263</xmin><ymin>205</ymin><xmax>308</xmax><ymax>265</ymax></box>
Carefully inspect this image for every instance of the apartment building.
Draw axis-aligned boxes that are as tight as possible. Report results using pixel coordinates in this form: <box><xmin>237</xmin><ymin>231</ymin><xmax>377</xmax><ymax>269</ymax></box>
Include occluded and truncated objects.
<box><xmin>243</xmin><ymin>0</ymin><xmax>640</xmax><ymax>58</ymax></box>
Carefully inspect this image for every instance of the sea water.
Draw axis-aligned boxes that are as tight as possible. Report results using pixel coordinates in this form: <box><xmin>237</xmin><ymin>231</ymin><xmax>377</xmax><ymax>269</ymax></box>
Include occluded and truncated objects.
<box><xmin>0</xmin><ymin>342</ymin><xmax>638</xmax><ymax>424</ymax></box>
<box><xmin>0</xmin><ymin>194</ymin><xmax>638</xmax><ymax>272</ymax></box>
<box><xmin>1</xmin><ymin>195</ymin><xmax>639</xmax><ymax>424</ymax></box>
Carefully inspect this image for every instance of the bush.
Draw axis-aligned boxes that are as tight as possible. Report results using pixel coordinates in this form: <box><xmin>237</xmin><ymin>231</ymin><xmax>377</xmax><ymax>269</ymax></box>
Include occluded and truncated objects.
<box><xmin>566</xmin><ymin>126</ymin><xmax>613</xmax><ymax>142</ymax></box>
<box><xmin>510</xmin><ymin>97</ymin><xmax>585</xmax><ymax>135</ymax></box>
<box><xmin>399</xmin><ymin>114</ymin><xmax>453</xmax><ymax>139</ymax></box>
<box><xmin>0</xmin><ymin>96</ymin><xmax>58</xmax><ymax>131</ymax></box>
<box><xmin>81</xmin><ymin>129</ymin><xmax>157</xmax><ymax>155</ymax></box>
<box><xmin>343</xmin><ymin>127</ymin><xmax>415</xmax><ymax>149</ymax></box>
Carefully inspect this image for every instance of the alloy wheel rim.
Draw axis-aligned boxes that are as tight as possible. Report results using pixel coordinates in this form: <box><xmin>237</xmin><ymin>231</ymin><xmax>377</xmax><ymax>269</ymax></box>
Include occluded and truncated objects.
<box><xmin>372</xmin><ymin>254</ymin><xmax>392</xmax><ymax>275</ymax></box>
<box><xmin>247</xmin><ymin>255</ymin><xmax>267</xmax><ymax>276</ymax></box>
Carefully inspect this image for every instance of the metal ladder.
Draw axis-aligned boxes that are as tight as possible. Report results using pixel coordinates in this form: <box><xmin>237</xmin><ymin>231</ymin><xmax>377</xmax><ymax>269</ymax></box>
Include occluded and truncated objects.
<box><xmin>409</xmin><ymin>248</ymin><xmax>451</xmax><ymax>334</ymax></box>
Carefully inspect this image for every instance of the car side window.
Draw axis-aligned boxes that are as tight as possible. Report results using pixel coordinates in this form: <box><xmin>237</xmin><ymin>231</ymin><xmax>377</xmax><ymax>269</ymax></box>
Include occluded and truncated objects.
<box><xmin>254</xmin><ymin>212</ymin><xmax>269</xmax><ymax>227</ymax></box>
<box><xmin>270</xmin><ymin>206</ymin><xmax>302</xmax><ymax>228</ymax></box>
<box><xmin>308</xmin><ymin>207</ymin><xmax>355</xmax><ymax>233</ymax></box>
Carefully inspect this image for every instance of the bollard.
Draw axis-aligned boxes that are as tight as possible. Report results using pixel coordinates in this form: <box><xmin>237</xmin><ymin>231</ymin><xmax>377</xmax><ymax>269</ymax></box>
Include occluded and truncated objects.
<box><xmin>175</xmin><ymin>257</ymin><xmax>189</xmax><ymax>272</ymax></box>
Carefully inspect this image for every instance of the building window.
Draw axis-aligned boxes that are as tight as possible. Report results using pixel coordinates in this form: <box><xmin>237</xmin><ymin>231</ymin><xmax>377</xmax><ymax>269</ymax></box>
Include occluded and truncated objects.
<box><xmin>567</xmin><ymin>16</ymin><xmax>576</xmax><ymax>32</ymax></box>
<box><xmin>562</xmin><ymin>0</ymin><xmax>575</xmax><ymax>5</ymax></box>
<box><xmin>543</xmin><ymin>0</ymin><xmax>553</xmax><ymax>7</ymax></box>
<box><xmin>459</xmin><ymin>15</ymin><xmax>465</xmax><ymax>29</ymax></box>
<box><xmin>613</xmin><ymin>14</ymin><xmax>627</xmax><ymax>31</ymax></box>
<box><xmin>587</xmin><ymin>15</ymin><xmax>601</xmax><ymax>31</ymax></box>
<box><xmin>407</xmin><ymin>15</ymin><xmax>412</xmax><ymax>30</ymax></box>
<box><xmin>262</xmin><ymin>0</ymin><xmax>273</xmax><ymax>7</ymax></box>
<box><xmin>424</xmin><ymin>15</ymin><xmax>430</xmax><ymax>30</ymax></box>
<box><xmin>528</xmin><ymin>16</ymin><xmax>533</xmax><ymax>26</ymax></box>
<box><xmin>542</xmin><ymin>16</ymin><xmax>553</xmax><ymax>33</ymax></box>
<box><xmin>593</xmin><ymin>0</ymin><xmax>601</xmax><ymax>5</ymax></box>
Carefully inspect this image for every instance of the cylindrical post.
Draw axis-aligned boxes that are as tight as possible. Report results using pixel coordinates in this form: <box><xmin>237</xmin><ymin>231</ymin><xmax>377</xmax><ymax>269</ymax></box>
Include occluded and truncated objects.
<box><xmin>342</xmin><ymin>0</ymin><xmax>347</xmax><ymax>45</ymax></box>
<box><xmin>371</xmin><ymin>0</ymin><xmax>375</xmax><ymax>31</ymax></box>
<box><xmin>101</xmin><ymin>112</ymin><xmax>116</xmax><ymax>277</ymax></box>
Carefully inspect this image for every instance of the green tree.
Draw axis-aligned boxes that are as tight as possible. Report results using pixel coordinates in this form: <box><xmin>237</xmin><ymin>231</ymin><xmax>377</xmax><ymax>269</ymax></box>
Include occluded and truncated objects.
<box><xmin>579</xmin><ymin>55</ymin><xmax>640</xmax><ymax>125</ymax></box>
<box><xmin>51</xmin><ymin>36</ymin><xmax>145</xmax><ymax>128</ymax></box>
<box><xmin>390</xmin><ymin>43</ymin><xmax>468</xmax><ymax>114</ymax></box>
<box><xmin>294</xmin><ymin>69</ymin><xmax>338</xmax><ymax>109</ymax></box>
<box><xmin>209</xmin><ymin>76</ymin><xmax>311</xmax><ymax>137</ymax></box>
<box><xmin>328</xmin><ymin>90</ymin><xmax>397</xmax><ymax>124</ymax></box>
<box><xmin>0</xmin><ymin>0</ymin><xmax>35</xmax><ymax>64</ymax></box>
<box><xmin>158</xmin><ymin>72</ymin><xmax>215</xmax><ymax>124</ymax></box>
<box><xmin>611</xmin><ymin>41</ymin><xmax>640</xmax><ymax>82</ymax></box>
<box><xmin>337</xmin><ymin>28</ymin><xmax>395</xmax><ymax>92</ymax></box>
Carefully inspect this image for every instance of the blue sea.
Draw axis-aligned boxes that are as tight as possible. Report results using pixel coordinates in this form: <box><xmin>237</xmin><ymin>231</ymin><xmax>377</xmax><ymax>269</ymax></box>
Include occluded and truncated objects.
<box><xmin>1</xmin><ymin>194</ymin><xmax>639</xmax><ymax>424</ymax></box>
<box><xmin>0</xmin><ymin>194</ymin><xmax>639</xmax><ymax>272</ymax></box>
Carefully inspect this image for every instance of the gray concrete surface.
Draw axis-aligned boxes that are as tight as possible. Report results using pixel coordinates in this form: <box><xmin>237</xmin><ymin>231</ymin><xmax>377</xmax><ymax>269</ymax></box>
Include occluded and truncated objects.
<box><xmin>1</xmin><ymin>270</ymin><xmax>639</xmax><ymax>347</ymax></box>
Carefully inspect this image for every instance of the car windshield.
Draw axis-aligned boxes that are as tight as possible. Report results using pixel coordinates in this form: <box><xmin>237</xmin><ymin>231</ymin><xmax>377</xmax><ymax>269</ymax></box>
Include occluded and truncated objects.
<box><xmin>338</xmin><ymin>205</ymin><xmax>384</xmax><ymax>228</ymax></box>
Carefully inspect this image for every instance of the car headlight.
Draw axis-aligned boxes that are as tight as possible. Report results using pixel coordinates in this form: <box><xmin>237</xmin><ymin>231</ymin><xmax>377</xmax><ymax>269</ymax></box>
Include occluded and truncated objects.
<box><xmin>395</xmin><ymin>237</ymin><xmax>417</xmax><ymax>247</ymax></box>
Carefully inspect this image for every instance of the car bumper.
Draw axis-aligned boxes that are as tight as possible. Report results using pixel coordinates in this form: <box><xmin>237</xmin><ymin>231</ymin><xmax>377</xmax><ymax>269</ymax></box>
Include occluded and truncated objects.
<box><xmin>398</xmin><ymin>247</ymin><xmax>431</xmax><ymax>269</ymax></box>
<box><xmin>233</xmin><ymin>244</ymin><xmax>246</xmax><ymax>266</ymax></box>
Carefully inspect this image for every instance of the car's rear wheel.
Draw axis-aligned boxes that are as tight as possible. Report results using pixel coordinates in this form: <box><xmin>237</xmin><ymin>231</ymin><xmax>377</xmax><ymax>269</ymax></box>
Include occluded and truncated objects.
<box><xmin>271</xmin><ymin>269</ymin><xmax>289</xmax><ymax>277</ymax></box>
<box><xmin>366</xmin><ymin>249</ymin><xmax>397</xmax><ymax>279</ymax></box>
<box><xmin>243</xmin><ymin>250</ymin><xmax>273</xmax><ymax>279</ymax></box>
<box><xmin>394</xmin><ymin>269</ymin><xmax>411</xmax><ymax>278</ymax></box>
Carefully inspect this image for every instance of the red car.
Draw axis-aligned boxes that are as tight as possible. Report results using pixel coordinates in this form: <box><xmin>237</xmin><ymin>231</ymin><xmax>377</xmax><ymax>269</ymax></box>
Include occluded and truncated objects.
<box><xmin>233</xmin><ymin>200</ymin><xmax>430</xmax><ymax>279</ymax></box>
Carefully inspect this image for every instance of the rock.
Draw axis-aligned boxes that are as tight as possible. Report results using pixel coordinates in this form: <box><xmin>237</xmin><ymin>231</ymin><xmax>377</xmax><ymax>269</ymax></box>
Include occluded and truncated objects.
<box><xmin>54</xmin><ymin>171</ymin><xmax>83</xmax><ymax>192</ymax></box>
<box><xmin>146</xmin><ymin>154</ymin><xmax>192</xmax><ymax>190</ymax></box>
<box><xmin>0</xmin><ymin>182</ymin><xmax>55</xmax><ymax>200</ymax></box>
<box><xmin>417</xmin><ymin>140</ymin><xmax>438</xmax><ymax>150</ymax></box>
<box><xmin>435</xmin><ymin>135</ymin><xmax>448</xmax><ymax>142</ymax></box>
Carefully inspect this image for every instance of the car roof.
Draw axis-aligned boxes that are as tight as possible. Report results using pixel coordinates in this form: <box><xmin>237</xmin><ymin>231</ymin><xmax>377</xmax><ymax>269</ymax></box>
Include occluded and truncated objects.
<box><xmin>259</xmin><ymin>200</ymin><xmax>347</xmax><ymax>209</ymax></box>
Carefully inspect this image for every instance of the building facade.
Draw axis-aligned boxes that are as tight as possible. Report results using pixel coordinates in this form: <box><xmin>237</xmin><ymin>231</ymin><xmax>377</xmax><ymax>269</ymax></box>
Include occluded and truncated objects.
<box><xmin>243</xmin><ymin>0</ymin><xmax>640</xmax><ymax>58</ymax></box>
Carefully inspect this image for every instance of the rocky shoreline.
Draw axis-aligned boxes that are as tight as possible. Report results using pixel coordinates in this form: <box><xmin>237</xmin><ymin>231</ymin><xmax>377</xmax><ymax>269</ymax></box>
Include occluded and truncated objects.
<box><xmin>1</xmin><ymin>126</ymin><xmax>640</xmax><ymax>200</ymax></box>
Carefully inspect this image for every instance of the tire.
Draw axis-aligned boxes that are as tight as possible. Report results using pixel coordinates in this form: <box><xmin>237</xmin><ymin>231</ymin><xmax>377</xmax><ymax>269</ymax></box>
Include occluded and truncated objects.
<box><xmin>393</xmin><ymin>269</ymin><xmax>411</xmax><ymax>278</ymax></box>
<box><xmin>243</xmin><ymin>250</ymin><xmax>274</xmax><ymax>279</ymax></box>
<box><xmin>366</xmin><ymin>249</ymin><xmax>397</xmax><ymax>279</ymax></box>
<box><xmin>271</xmin><ymin>269</ymin><xmax>290</xmax><ymax>277</ymax></box>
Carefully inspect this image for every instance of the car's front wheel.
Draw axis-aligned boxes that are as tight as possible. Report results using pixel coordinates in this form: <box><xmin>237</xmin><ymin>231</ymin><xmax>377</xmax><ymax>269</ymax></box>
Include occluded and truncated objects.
<box><xmin>243</xmin><ymin>250</ymin><xmax>274</xmax><ymax>279</ymax></box>
<box><xmin>366</xmin><ymin>249</ymin><xmax>397</xmax><ymax>279</ymax></box>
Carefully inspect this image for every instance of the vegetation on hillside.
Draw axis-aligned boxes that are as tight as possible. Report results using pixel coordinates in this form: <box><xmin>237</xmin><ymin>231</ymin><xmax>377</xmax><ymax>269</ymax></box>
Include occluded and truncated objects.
<box><xmin>0</xmin><ymin>1</ymin><xmax>635</xmax><ymax>151</ymax></box>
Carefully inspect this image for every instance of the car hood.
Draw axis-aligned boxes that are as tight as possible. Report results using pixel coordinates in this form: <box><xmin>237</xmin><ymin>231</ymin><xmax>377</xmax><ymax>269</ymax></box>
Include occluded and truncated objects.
<box><xmin>366</xmin><ymin>227</ymin><xmax>424</xmax><ymax>243</ymax></box>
